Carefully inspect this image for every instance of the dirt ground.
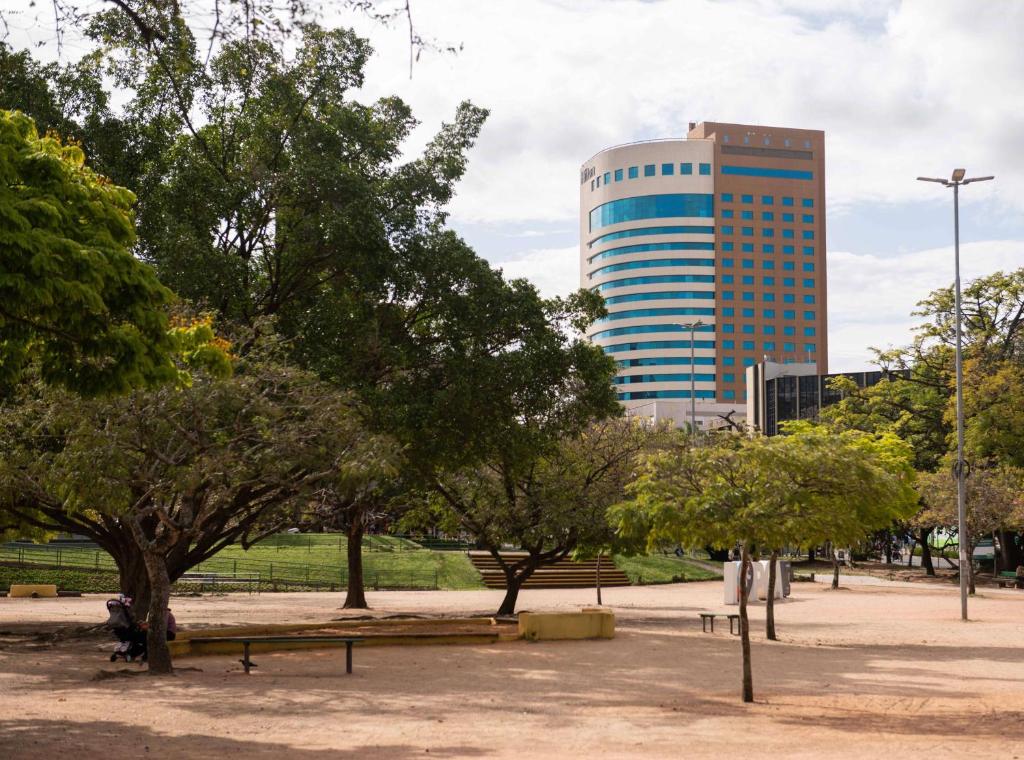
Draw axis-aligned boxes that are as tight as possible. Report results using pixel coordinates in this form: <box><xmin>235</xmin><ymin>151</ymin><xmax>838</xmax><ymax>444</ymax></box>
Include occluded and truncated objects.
<box><xmin>2</xmin><ymin>579</ymin><xmax>1024</xmax><ymax>758</ymax></box>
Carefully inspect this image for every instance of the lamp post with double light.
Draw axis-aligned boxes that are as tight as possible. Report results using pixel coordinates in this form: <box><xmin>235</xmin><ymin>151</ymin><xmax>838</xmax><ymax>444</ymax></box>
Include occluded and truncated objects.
<box><xmin>916</xmin><ymin>168</ymin><xmax>994</xmax><ymax>622</ymax></box>
<box><xmin>675</xmin><ymin>320</ymin><xmax>704</xmax><ymax>437</ymax></box>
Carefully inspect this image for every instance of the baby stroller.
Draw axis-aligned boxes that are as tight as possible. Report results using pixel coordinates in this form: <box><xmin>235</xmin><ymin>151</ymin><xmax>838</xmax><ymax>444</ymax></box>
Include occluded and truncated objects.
<box><xmin>105</xmin><ymin>596</ymin><xmax>147</xmax><ymax>663</ymax></box>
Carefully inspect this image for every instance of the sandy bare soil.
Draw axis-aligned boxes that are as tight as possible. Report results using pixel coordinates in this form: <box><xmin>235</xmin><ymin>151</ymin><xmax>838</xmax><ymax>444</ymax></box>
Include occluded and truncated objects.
<box><xmin>2</xmin><ymin>581</ymin><xmax>1024</xmax><ymax>758</ymax></box>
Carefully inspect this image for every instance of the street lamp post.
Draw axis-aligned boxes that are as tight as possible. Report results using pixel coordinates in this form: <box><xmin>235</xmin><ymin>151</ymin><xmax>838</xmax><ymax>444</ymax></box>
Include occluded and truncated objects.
<box><xmin>675</xmin><ymin>320</ymin><xmax>704</xmax><ymax>437</ymax></box>
<box><xmin>917</xmin><ymin>169</ymin><xmax>994</xmax><ymax>622</ymax></box>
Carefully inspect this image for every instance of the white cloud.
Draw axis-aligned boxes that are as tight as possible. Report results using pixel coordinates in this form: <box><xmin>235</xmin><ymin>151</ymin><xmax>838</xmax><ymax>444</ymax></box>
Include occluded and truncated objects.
<box><xmin>827</xmin><ymin>239</ymin><xmax>1023</xmax><ymax>370</ymax></box>
<box><xmin>497</xmin><ymin>245</ymin><xmax>579</xmax><ymax>298</ymax></box>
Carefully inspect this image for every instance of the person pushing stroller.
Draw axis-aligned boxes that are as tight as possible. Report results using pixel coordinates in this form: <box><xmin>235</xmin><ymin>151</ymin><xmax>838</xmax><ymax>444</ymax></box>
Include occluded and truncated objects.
<box><xmin>105</xmin><ymin>595</ymin><xmax>176</xmax><ymax>663</ymax></box>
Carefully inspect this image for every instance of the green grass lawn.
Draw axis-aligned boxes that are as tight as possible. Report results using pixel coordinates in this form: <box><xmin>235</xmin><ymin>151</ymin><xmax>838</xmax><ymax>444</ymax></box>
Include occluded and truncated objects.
<box><xmin>613</xmin><ymin>554</ymin><xmax>721</xmax><ymax>584</ymax></box>
<box><xmin>0</xmin><ymin>565</ymin><xmax>122</xmax><ymax>594</ymax></box>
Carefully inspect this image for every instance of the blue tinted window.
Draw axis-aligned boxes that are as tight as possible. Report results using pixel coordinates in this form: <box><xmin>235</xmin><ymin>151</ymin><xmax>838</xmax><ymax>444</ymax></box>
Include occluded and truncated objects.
<box><xmin>722</xmin><ymin>373</ymin><xmax>735</xmax><ymax>382</ymax></box>
<box><xmin>782</xmin><ymin>229</ymin><xmax>795</xmax><ymax>239</ymax></box>
<box><xmin>764</xmin><ymin>342</ymin><xmax>776</xmax><ymax>352</ymax></box>
<box><xmin>803</xmin><ymin>263</ymin><xmax>815</xmax><ymax>272</ymax></box>
<box><xmin>783</xmin><ymin>294</ymin><xmax>795</xmax><ymax>303</ymax></box>
<box><xmin>721</xmin><ymin>193</ymin><xmax>733</xmax><ymax>202</ymax></box>
<box><xmin>720</xmin><ymin>275</ymin><xmax>734</xmax><ymax>284</ymax></box>
<box><xmin>661</xmin><ymin>163</ymin><xmax>675</xmax><ymax>176</ymax></box>
<box><xmin>802</xmin><ymin>246</ymin><xmax>814</xmax><ymax>256</ymax></box>
<box><xmin>619</xmin><ymin>390</ymin><xmax>716</xmax><ymax>401</ymax></box>
<box><xmin>588</xmin><ymin>241</ymin><xmax>715</xmax><ymax>263</ymax></box>
<box><xmin>596</xmin><ymin>176</ymin><xmax>601</xmax><ymax>188</ymax></box>
<box><xmin>783</xmin><ymin>277</ymin><xmax>795</xmax><ymax>286</ymax></box>
<box><xmin>722</xmin><ymin>306</ymin><xmax>734</xmax><ymax>315</ymax></box>
<box><xmin>591</xmin><ymin>323</ymin><xmax>715</xmax><ymax>340</ymax></box>
<box><xmin>783</xmin><ymin>310</ymin><xmax>795</xmax><ymax>319</ymax></box>
<box><xmin>722</xmin><ymin>225</ymin><xmax>734</xmax><ymax>235</ymax></box>
<box><xmin>763</xmin><ymin>309</ymin><xmax>775</xmax><ymax>318</ymax></box>
<box><xmin>604</xmin><ymin>172</ymin><xmax>611</xmax><ymax>184</ymax></box>
<box><xmin>742</xmin><ymin>292</ymin><xmax>754</xmax><ymax>302</ymax></box>
<box><xmin>628</xmin><ymin>166</ymin><xmax>639</xmax><ymax>179</ymax></box>
<box><xmin>762</xmin><ymin>195</ymin><xmax>774</xmax><ymax>204</ymax></box>
<box><xmin>596</xmin><ymin>274</ymin><xmax>716</xmax><ymax>291</ymax></box>
<box><xmin>782</xmin><ymin>245</ymin><xmax>795</xmax><ymax>254</ymax></box>
<box><xmin>604</xmin><ymin>291</ymin><xmax>715</xmax><ymax>305</ymax></box>
<box><xmin>763</xmin><ymin>293</ymin><xmax>775</xmax><ymax>302</ymax></box>
<box><xmin>588</xmin><ymin>258</ymin><xmax>716</xmax><ymax>278</ymax></box>
<box><xmin>723</xmin><ymin>390</ymin><xmax>736</xmax><ymax>399</ymax></box>
<box><xmin>782</xmin><ymin>212</ymin><xmax>794</xmax><ymax>222</ymax></box>
<box><xmin>644</xmin><ymin>164</ymin><xmax>656</xmax><ymax>177</ymax></box>
<box><xmin>590</xmin><ymin>179</ymin><xmax>595</xmax><ymax>190</ymax></box>
<box><xmin>763</xmin><ymin>260</ymin><xmax>775</xmax><ymax>270</ymax></box>
<box><xmin>721</xmin><ymin>258</ymin><xmax>734</xmax><ymax>267</ymax></box>
<box><xmin>681</xmin><ymin>163</ymin><xmax>693</xmax><ymax>175</ymax></box>
<box><xmin>802</xmin><ymin>230</ymin><xmax>814</xmax><ymax>240</ymax></box>
<box><xmin>803</xmin><ymin>278</ymin><xmax>815</xmax><ymax>288</ymax></box>
<box><xmin>613</xmin><ymin>372</ymin><xmax>715</xmax><ymax>385</ymax></box>
<box><xmin>742</xmin><ymin>227</ymin><xmax>754</xmax><ymax>236</ymax></box>
<box><xmin>741</xmin><ymin>194</ymin><xmax>753</xmax><ymax>203</ymax></box>
<box><xmin>699</xmin><ymin>163</ymin><xmax>711</xmax><ymax>175</ymax></box>
<box><xmin>742</xmin><ymin>275</ymin><xmax>754</xmax><ymax>285</ymax></box>
<box><xmin>722</xmin><ymin>209</ymin><xmax>734</xmax><ymax>219</ymax></box>
<box><xmin>596</xmin><ymin>307</ymin><xmax>715</xmax><ymax>323</ymax></box>
<box><xmin>783</xmin><ymin>261</ymin><xmax>795</xmax><ymax>271</ymax></box>
<box><xmin>782</xmin><ymin>197</ymin><xmax>794</xmax><ymax>206</ymax></box>
<box><xmin>742</xmin><ymin>259</ymin><xmax>754</xmax><ymax>269</ymax></box>
<box><xmin>616</xmin><ymin>357</ymin><xmax>715</xmax><ymax>367</ymax></box>
<box><xmin>763</xmin><ymin>244</ymin><xmax>775</xmax><ymax>254</ymax></box>
<box><xmin>721</xmin><ymin>291</ymin><xmax>734</xmax><ymax>300</ymax></box>
<box><xmin>802</xmin><ymin>214</ymin><xmax>813</xmax><ymax>223</ymax></box>
<box><xmin>804</xmin><ymin>343</ymin><xmax>816</xmax><ymax>352</ymax></box>
<box><xmin>763</xmin><ymin>277</ymin><xmax>775</xmax><ymax>286</ymax></box>
<box><xmin>721</xmin><ymin>323</ymin><xmax>735</xmax><ymax>333</ymax></box>
<box><xmin>722</xmin><ymin>340</ymin><xmax>735</xmax><ymax>349</ymax></box>
<box><xmin>722</xmin><ymin>242</ymin><xmax>734</xmax><ymax>251</ymax></box>
<box><xmin>802</xmin><ymin>198</ymin><xmax>814</xmax><ymax>207</ymax></box>
<box><xmin>589</xmin><ymin>225</ymin><xmax>716</xmax><ymax>247</ymax></box>
<box><xmin>742</xmin><ymin>341</ymin><xmax>755</xmax><ymax>350</ymax></box>
<box><xmin>783</xmin><ymin>341</ymin><xmax>795</xmax><ymax>351</ymax></box>
<box><xmin>803</xmin><ymin>295</ymin><xmax>816</xmax><ymax>304</ymax></box>
<box><xmin>614</xmin><ymin>169</ymin><xmax>623</xmax><ymax>182</ymax></box>
<box><xmin>764</xmin><ymin>326</ymin><xmax>776</xmax><ymax>335</ymax></box>
<box><xmin>741</xmin><ymin>243</ymin><xmax>754</xmax><ymax>253</ymax></box>
<box><xmin>803</xmin><ymin>310</ymin><xmax>815</xmax><ymax>320</ymax></box>
<box><xmin>602</xmin><ymin>339</ymin><xmax>715</xmax><ymax>353</ymax></box>
<box><xmin>741</xmin><ymin>210</ymin><xmax>754</xmax><ymax>220</ymax></box>
<box><xmin>762</xmin><ymin>212</ymin><xmax>774</xmax><ymax>221</ymax></box>
<box><xmin>763</xmin><ymin>228</ymin><xmax>774</xmax><ymax>238</ymax></box>
<box><xmin>722</xmin><ymin>166</ymin><xmax>813</xmax><ymax>180</ymax></box>
<box><xmin>589</xmin><ymin>194</ymin><xmax>714</xmax><ymax>230</ymax></box>
<box><xmin>784</xmin><ymin>326</ymin><xmax>795</xmax><ymax>336</ymax></box>
<box><xmin>742</xmin><ymin>307</ymin><xmax>754</xmax><ymax>317</ymax></box>
<box><xmin>722</xmin><ymin>356</ymin><xmax>735</xmax><ymax>366</ymax></box>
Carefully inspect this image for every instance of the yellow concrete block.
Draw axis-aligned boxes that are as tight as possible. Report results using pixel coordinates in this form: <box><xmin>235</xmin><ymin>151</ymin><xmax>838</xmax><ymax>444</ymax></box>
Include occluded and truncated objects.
<box><xmin>9</xmin><ymin>584</ymin><xmax>58</xmax><ymax>598</ymax></box>
<box><xmin>518</xmin><ymin>608</ymin><xmax>615</xmax><ymax>641</ymax></box>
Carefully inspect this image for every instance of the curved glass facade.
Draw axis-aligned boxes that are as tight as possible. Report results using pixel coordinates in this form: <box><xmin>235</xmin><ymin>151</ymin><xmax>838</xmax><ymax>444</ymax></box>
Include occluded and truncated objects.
<box><xmin>587</xmin><ymin>241</ymin><xmax>715</xmax><ymax>263</ymax></box>
<box><xmin>596</xmin><ymin>274</ymin><xmax>715</xmax><ymax>291</ymax></box>
<box><xmin>589</xmin><ymin>193</ymin><xmax>714</xmax><ymax>231</ymax></box>
<box><xmin>603</xmin><ymin>291</ymin><xmax>713</xmax><ymax>305</ymax></box>
<box><xmin>595</xmin><ymin>307</ymin><xmax>716</xmax><ymax>323</ymax></box>
<box><xmin>601</xmin><ymin>339</ymin><xmax>716</xmax><ymax>352</ymax></box>
<box><xmin>614</xmin><ymin>373</ymin><xmax>716</xmax><ymax>384</ymax></box>
<box><xmin>590</xmin><ymin>324</ymin><xmax>716</xmax><ymax>341</ymax></box>
<box><xmin>589</xmin><ymin>225</ymin><xmax>715</xmax><ymax>247</ymax></box>
<box><xmin>618</xmin><ymin>390</ymin><xmax>717</xmax><ymax>400</ymax></box>
<box><xmin>617</xmin><ymin>357</ymin><xmax>716</xmax><ymax>366</ymax></box>
<box><xmin>589</xmin><ymin>258</ymin><xmax>715</xmax><ymax>279</ymax></box>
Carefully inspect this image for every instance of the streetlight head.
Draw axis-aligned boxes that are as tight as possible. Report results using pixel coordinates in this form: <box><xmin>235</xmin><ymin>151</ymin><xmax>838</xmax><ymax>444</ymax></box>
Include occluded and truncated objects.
<box><xmin>951</xmin><ymin>168</ymin><xmax>966</xmax><ymax>182</ymax></box>
<box><xmin>917</xmin><ymin>176</ymin><xmax>949</xmax><ymax>185</ymax></box>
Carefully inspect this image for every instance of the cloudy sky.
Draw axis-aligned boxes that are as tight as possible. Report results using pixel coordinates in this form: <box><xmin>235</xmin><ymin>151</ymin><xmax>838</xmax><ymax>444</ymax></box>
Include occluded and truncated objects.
<box><xmin>6</xmin><ymin>0</ymin><xmax>1021</xmax><ymax>370</ymax></box>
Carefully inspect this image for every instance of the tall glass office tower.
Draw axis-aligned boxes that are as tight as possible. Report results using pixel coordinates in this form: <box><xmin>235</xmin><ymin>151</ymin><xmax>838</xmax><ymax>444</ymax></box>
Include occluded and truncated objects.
<box><xmin>579</xmin><ymin>122</ymin><xmax>827</xmax><ymax>426</ymax></box>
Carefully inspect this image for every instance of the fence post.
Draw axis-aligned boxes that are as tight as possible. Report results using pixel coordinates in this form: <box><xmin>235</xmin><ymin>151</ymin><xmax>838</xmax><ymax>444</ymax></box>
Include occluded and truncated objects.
<box><xmin>57</xmin><ymin>549</ymin><xmax>61</xmax><ymax>568</ymax></box>
<box><xmin>269</xmin><ymin>563</ymin><xmax>274</xmax><ymax>582</ymax></box>
<box><xmin>95</xmin><ymin>551</ymin><xmax>99</xmax><ymax>570</ymax></box>
<box><xmin>434</xmin><ymin>569</ymin><xmax>439</xmax><ymax>590</ymax></box>
<box><xmin>233</xmin><ymin>559</ymin><xmax>237</xmax><ymax>577</ymax></box>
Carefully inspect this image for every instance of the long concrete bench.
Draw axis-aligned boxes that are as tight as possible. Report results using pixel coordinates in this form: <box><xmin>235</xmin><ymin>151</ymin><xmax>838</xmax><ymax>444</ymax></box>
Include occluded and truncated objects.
<box><xmin>9</xmin><ymin>584</ymin><xmax>58</xmax><ymax>598</ymax></box>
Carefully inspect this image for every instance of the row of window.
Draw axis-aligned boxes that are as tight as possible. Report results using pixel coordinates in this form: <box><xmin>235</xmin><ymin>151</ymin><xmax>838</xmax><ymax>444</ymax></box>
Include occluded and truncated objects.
<box><xmin>601</xmin><ymin>339</ymin><xmax>716</xmax><ymax>353</ymax></box>
<box><xmin>596</xmin><ymin>274</ymin><xmax>716</xmax><ymax>291</ymax></box>
<box><xmin>720</xmin><ymin>226</ymin><xmax>815</xmax><ymax>239</ymax></box>
<box><xmin>589</xmin><ymin>194</ymin><xmax>714</xmax><ymax>231</ymax></box>
<box><xmin>722</xmin><ymin>135</ymin><xmax>812</xmax><ymax>149</ymax></box>
<box><xmin>721</xmin><ymin>194</ymin><xmax>814</xmax><ymax>207</ymax></box>
<box><xmin>603</xmin><ymin>291</ymin><xmax>714</xmax><ymax>306</ymax></box>
<box><xmin>721</xmin><ymin>308</ymin><xmax>817</xmax><ymax>320</ymax></box>
<box><xmin>589</xmin><ymin>162</ymin><xmax>713</xmax><ymax>191</ymax></box>
<box><xmin>591</xmin><ymin>323</ymin><xmax>716</xmax><ymax>340</ymax></box>
<box><xmin>722</xmin><ymin>210</ymin><xmax>814</xmax><ymax>222</ymax></box>
<box><xmin>614</xmin><ymin>373</ymin><xmax>717</xmax><ymax>385</ymax></box>
<box><xmin>618</xmin><ymin>390</ymin><xmax>717</xmax><ymax>401</ymax></box>
<box><xmin>588</xmin><ymin>225</ymin><xmax>714</xmax><ymax>248</ymax></box>
<box><xmin>589</xmin><ymin>258</ymin><xmax>715</xmax><ymax>279</ymax></box>
<box><xmin>721</xmin><ymin>268</ymin><xmax>816</xmax><ymax>283</ymax></box>
<box><xmin>720</xmin><ymin>325</ymin><xmax>818</xmax><ymax>336</ymax></box>
<box><xmin>721</xmin><ymin>165</ymin><xmax>813</xmax><ymax>180</ymax></box>
<box><xmin>596</xmin><ymin>307</ymin><xmax>717</xmax><ymax>323</ymax></box>
<box><xmin>617</xmin><ymin>357</ymin><xmax>716</xmax><ymax>367</ymax></box>
<box><xmin>721</xmin><ymin>244</ymin><xmax>815</xmax><ymax>255</ymax></box>
<box><xmin>721</xmin><ymin>342</ymin><xmax>817</xmax><ymax>353</ymax></box>
<box><xmin>588</xmin><ymin>241</ymin><xmax>715</xmax><ymax>264</ymax></box>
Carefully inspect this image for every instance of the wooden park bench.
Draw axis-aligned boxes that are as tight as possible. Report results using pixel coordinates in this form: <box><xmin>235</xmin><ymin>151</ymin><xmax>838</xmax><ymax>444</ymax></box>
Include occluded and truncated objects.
<box><xmin>996</xmin><ymin>571</ymin><xmax>1024</xmax><ymax>589</ymax></box>
<box><xmin>698</xmin><ymin>612</ymin><xmax>741</xmax><ymax>635</ymax></box>
<box><xmin>188</xmin><ymin>635</ymin><xmax>363</xmax><ymax>674</ymax></box>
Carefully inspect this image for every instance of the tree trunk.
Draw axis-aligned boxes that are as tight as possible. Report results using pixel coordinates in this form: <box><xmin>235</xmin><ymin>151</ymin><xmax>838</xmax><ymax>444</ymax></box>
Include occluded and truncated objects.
<box><xmin>595</xmin><ymin>551</ymin><xmax>603</xmax><ymax>606</ymax></box>
<box><xmin>831</xmin><ymin>549</ymin><xmax>840</xmax><ymax>590</ymax></box>
<box><xmin>884</xmin><ymin>531</ymin><xmax>893</xmax><ymax>564</ymax></box>
<box><xmin>807</xmin><ymin>546</ymin><xmax>815</xmax><ymax>562</ymax></box>
<box><xmin>965</xmin><ymin>536</ymin><xmax>976</xmax><ymax>596</ymax></box>
<box><xmin>342</xmin><ymin>517</ymin><xmax>368</xmax><ymax>609</ymax></box>
<box><xmin>919</xmin><ymin>528</ymin><xmax>935</xmax><ymax>575</ymax></box>
<box><xmin>739</xmin><ymin>543</ymin><xmax>754</xmax><ymax>703</ymax></box>
<box><xmin>765</xmin><ymin>549</ymin><xmax>778</xmax><ymax>641</ymax></box>
<box><xmin>905</xmin><ymin>533</ymin><xmax>917</xmax><ymax>567</ymax></box>
<box><xmin>142</xmin><ymin>551</ymin><xmax>173</xmax><ymax>675</ymax></box>
<box><xmin>996</xmin><ymin>530</ymin><xmax>1023</xmax><ymax>570</ymax></box>
<box><xmin>497</xmin><ymin>573</ymin><xmax>524</xmax><ymax>616</ymax></box>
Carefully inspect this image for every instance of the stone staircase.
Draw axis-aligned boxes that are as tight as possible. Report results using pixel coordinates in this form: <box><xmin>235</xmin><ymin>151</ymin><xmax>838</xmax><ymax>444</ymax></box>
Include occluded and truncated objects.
<box><xmin>468</xmin><ymin>551</ymin><xmax>631</xmax><ymax>589</ymax></box>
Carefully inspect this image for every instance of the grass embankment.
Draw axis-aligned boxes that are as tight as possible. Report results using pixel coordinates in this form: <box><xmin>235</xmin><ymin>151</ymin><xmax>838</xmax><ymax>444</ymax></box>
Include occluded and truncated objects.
<box><xmin>614</xmin><ymin>554</ymin><xmax>721</xmax><ymax>584</ymax></box>
<box><xmin>0</xmin><ymin>565</ymin><xmax>121</xmax><ymax>594</ymax></box>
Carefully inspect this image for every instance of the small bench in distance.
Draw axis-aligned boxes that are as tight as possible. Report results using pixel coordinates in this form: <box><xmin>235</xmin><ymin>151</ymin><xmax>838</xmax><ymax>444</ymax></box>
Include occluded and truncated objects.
<box><xmin>698</xmin><ymin>612</ymin><xmax>740</xmax><ymax>635</ymax></box>
<box><xmin>187</xmin><ymin>635</ymin><xmax>363</xmax><ymax>674</ymax></box>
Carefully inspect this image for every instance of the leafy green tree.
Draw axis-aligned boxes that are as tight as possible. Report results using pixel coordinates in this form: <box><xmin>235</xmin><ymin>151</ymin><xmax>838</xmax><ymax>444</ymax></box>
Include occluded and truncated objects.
<box><xmin>0</xmin><ymin>109</ymin><xmax>179</xmax><ymax>396</ymax></box>
<box><xmin>613</xmin><ymin>426</ymin><xmax>917</xmax><ymax>703</ymax></box>
<box><xmin>0</xmin><ymin>343</ymin><xmax>393</xmax><ymax>673</ymax></box>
